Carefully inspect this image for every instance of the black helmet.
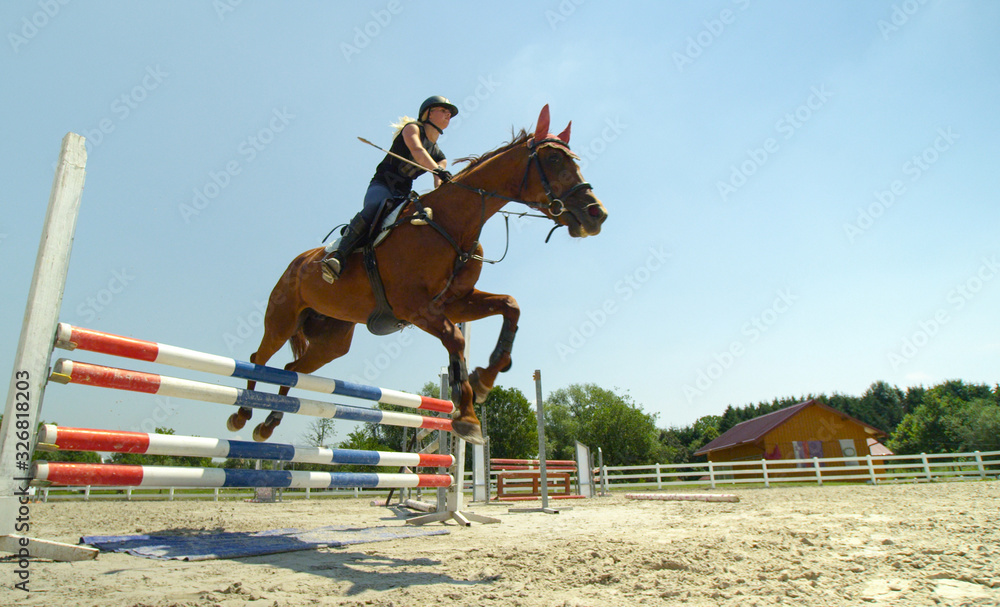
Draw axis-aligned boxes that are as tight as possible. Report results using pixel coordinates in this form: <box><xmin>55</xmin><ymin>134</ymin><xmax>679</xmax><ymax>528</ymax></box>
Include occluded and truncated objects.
<box><xmin>419</xmin><ymin>96</ymin><xmax>459</xmax><ymax>119</ymax></box>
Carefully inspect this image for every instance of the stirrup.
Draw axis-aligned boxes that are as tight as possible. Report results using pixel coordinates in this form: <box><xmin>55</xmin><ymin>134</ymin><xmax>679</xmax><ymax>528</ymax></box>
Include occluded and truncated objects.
<box><xmin>320</xmin><ymin>257</ymin><xmax>341</xmax><ymax>283</ymax></box>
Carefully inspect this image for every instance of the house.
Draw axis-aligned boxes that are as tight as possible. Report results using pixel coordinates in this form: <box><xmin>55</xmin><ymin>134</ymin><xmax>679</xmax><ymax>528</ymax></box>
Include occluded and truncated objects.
<box><xmin>694</xmin><ymin>399</ymin><xmax>887</xmax><ymax>474</ymax></box>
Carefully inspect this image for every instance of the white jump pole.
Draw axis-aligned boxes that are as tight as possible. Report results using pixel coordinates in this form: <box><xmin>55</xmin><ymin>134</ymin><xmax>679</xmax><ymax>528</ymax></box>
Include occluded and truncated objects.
<box><xmin>0</xmin><ymin>134</ymin><xmax>97</xmax><ymax>561</ymax></box>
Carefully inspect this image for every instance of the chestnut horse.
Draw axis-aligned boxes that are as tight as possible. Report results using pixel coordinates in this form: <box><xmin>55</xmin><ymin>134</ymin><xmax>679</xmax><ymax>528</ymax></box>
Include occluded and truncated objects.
<box><xmin>229</xmin><ymin>105</ymin><xmax>608</xmax><ymax>444</ymax></box>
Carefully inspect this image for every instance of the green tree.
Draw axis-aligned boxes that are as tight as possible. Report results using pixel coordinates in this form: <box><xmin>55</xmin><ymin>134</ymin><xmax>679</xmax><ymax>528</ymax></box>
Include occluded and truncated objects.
<box><xmin>302</xmin><ymin>418</ymin><xmax>337</xmax><ymax>448</ymax></box>
<box><xmin>851</xmin><ymin>381</ymin><xmax>906</xmax><ymax>434</ymax></box>
<box><xmin>887</xmin><ymin>381</ymin><xmax>997</xmax><ymax>454</ymax></box>
<box><xmin>477</xmin><ymin>385</ymin><xmax>536</xmax><ymax>459</ymax></box>
<box><xmin>683</xmin><ymin>415</ymin><xmax>721</xmax><ymax>458</ymax></box>
<box><xmin>545</xmin><ymin>384</ymin><xmax>662</xmax><ymax>466</ymax></box>
<box><xmin>948</xmin><ymin>398</ymin><xmax>1000</xmax><ymax>452</ymax></box>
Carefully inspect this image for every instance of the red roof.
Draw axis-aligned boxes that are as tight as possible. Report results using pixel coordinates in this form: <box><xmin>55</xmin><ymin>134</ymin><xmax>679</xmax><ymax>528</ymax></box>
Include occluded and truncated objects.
<box><xmin>867</xmin><ymin>438</ymin><xmax>894</xmax><ymax>456</ymax></box>
<box><xmin>694</xmin><ymin>399</ymin><xmax>886</xmax><ymax>456</ymax></box>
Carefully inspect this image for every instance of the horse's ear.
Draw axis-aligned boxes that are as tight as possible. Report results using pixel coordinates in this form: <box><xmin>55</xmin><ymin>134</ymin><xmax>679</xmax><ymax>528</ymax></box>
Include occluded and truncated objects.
<box><xmin>557</xmin><ymin>121</ymin><xmax>571</xmax><ymax>144</ymax></box>
<box><xmin>533</xmin><ymin>104</ymin><xmax>551</xmax><ymax>143</ymax></box>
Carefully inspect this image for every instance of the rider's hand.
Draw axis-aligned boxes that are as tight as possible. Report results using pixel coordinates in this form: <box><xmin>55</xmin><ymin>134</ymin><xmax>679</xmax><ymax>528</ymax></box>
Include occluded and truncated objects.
<box><xmin>434</xmin><ymin>168</ymin><xmax>453</xmax><ymax>183</ymax></box>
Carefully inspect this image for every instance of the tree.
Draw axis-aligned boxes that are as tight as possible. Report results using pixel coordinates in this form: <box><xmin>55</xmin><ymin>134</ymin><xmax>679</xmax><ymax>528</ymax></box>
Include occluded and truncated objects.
<box><xmin>680</xmin><ymin>415</ymin><xmax>721</xmax><ymax>458</ymax></box>
<box><xmin>545</xmin><ymin>384</ymin><xmax>662</xmax><ymax>466</ymax></box>
<box><xmin>476</xmin><ymin>385</ymin><xmax>536</xmax><ymax>460</ymax></box>
<box><xmin>949</xmin><ymin>398</ymin><xmax>1000</xmax><ymax>452</ymax></box>
<box><xmin>302</xmin><ymin>418</ymin><xmax>337</xmax><ymax>448</ymax></box>
<box><xmin>851</xmin><ymin>381</ymin><xmax>906</xmax><ymax>435</ymax></box>
<box><xmin>888</xmin><ymin>381</ymin><xmax>997</xmax><ymax>454</ymax></box>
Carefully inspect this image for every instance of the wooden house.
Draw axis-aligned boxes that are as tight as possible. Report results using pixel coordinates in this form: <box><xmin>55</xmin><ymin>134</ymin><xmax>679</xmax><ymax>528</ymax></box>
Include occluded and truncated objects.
<box><xmin>694</xmin><ymin>399</ymin><xmax>887</xmax><ymax>474</ymax></box>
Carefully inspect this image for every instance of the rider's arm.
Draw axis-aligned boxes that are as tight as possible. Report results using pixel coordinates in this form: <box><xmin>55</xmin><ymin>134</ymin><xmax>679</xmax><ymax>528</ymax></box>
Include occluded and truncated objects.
<box><xmin>401</xmin><ymin>123</ymin><xmax>446</xmax><ymax>186</ymax></box>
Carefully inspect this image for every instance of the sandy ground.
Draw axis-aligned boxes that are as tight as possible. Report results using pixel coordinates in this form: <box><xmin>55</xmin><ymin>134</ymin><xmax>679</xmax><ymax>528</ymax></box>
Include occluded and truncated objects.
<box><xmin>3</xmin><ymin>481</ymin><xmax>999</xmax><ymax>607</ymax></box>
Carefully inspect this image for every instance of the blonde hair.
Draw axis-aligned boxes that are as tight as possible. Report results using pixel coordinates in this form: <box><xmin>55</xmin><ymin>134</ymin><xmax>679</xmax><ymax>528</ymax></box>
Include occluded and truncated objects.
<box><xmin>390</xmin><ymin>115</ymin><xmax>419</xmax><ymax>136</ymax></box>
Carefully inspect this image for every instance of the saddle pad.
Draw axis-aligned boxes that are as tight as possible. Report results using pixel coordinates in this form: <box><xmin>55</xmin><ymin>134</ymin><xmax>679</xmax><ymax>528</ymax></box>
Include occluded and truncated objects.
<box><xmin>372</xmin><ymin>203</ymin><xmax>408</xmax><ymax>247</ymax></box>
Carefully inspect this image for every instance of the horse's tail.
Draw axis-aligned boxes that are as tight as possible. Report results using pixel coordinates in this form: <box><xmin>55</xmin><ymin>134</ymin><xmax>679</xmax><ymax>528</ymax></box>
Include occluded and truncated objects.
<box><xmin>290</xmin><ymin>309</ymin><xmax>318</xmax><ymax>360</ymax></box>
<box><xmin>292</xmin><ymin>308</ymin><xmax>344</xmax><ymax>360</ymax></box>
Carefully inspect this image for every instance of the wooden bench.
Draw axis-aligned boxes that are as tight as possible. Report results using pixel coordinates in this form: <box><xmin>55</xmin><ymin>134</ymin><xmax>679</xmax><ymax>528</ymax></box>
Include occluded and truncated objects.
<box><xmin>491</xmin><ymin>459</ymin><xmax>585</xmax><ymax>501</ymax></box>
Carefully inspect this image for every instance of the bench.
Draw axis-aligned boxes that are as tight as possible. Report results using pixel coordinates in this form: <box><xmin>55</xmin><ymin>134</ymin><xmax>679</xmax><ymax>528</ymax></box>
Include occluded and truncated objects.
<box><xmin>491</xmin><ymin>459</ymin><xmax>586</xmax><ymax>501</ymax></box>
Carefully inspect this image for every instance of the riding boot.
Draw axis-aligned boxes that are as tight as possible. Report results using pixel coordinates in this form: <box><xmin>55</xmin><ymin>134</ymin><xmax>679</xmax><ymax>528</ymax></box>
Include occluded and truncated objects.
<box><xmin>320</xmin><ymin>214</ymin><xmax>370</xmax><ymax>283</ymax></box>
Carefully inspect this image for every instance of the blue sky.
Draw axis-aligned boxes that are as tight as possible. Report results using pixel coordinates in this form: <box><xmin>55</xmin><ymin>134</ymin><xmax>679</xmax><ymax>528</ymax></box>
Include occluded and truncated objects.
<box><xmin>2</xmin><ymin>1</ymin><xmax>998</xmax><ymax>447</ymax></box>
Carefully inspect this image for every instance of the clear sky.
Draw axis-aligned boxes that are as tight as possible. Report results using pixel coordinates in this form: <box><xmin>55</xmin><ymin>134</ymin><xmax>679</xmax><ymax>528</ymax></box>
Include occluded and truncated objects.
<box><xmin>2</xmin><ymin>1</ymin><xmax>998</xmax><ymax>447</ymax></box>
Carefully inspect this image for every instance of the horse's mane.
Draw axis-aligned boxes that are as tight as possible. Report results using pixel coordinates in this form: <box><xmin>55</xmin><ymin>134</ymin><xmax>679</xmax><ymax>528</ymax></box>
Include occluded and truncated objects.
<box><xmin>453</xmin><ymin>128</ymin><xmax>531</xmax><ymax>176</ymax></box>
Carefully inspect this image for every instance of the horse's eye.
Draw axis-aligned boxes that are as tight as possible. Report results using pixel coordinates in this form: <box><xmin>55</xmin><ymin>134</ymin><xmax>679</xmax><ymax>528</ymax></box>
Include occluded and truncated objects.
<box><xmin>547</xmin><ymin>153</ymin><xmax>561</xmax><ymax>165</ymax></box>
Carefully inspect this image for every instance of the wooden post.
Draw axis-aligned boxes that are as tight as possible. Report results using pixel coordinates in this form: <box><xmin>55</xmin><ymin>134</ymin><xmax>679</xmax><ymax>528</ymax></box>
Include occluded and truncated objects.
<box><xmin>0</xmin><ymin>135</ymin><xmax>95</xmax><ymax>561</ymax></box>
<box><xmin>508</xmin><ymin>370</ymin><xmax>560</xmax><ymax>514</ymax></box>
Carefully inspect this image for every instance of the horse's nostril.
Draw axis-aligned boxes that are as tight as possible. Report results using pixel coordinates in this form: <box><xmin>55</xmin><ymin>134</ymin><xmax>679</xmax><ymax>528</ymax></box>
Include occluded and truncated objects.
<box><xmin>588</xmin><ymin>205</ymin><xmax>605</xmax><ymax>218</ymax></box>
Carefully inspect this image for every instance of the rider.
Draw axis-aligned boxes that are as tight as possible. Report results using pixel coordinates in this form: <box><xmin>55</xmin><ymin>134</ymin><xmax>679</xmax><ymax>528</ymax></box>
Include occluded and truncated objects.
<box><xmin>320</xmin><ymin>95</ymin><xmax>458</xmax><ymax>283</ymax></box>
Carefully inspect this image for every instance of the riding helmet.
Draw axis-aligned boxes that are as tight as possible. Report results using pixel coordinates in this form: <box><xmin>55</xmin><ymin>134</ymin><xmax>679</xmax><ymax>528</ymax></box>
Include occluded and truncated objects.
<box><xmin>419</xmin><ymin>96</ymin><xmax>459</xmax><ymax>119</ymax></box>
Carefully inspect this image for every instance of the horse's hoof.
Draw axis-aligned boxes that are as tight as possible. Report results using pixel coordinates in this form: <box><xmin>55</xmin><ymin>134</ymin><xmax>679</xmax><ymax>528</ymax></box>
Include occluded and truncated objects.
<box><xmin>451</xmin><ymin>420</ymin><xmax>485</xmax><ymax>445</ymax></box>
<box><xmin>252</xmin><ymin>423</ymin><xmax>274</xmax><ymax>442</ymax></box>
<box><xmin>468</xmin><ymin>370</ymin><xmax>492</xmax><ymax>404</ymax></box>
<box><xmin>227</xmin><ymin>412</ymin><xmax>247</xmax><ymax>432</ymax></box>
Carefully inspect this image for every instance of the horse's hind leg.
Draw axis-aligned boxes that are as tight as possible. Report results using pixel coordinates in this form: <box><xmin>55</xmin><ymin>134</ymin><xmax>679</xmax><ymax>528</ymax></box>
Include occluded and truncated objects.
<box><xmin>252</xmin><ymin>316</ymin><xmax>356</xmax><ymax>441</ymax></box>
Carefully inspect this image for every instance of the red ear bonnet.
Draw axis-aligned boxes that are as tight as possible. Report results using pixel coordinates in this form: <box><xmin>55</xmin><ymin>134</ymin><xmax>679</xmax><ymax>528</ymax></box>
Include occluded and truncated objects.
<box><xmin>557</xmin><ymin>121</ymin><xmax>571</xmax><ymax>144</ymax></box>
<box><xmin>533</xmin><ymin>104</ymin><xmax>551</xmax><ymax>144</ymax></box>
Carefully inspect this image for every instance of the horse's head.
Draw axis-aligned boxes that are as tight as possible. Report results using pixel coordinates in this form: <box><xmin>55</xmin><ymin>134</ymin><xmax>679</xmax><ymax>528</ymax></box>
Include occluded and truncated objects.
<box><xmin>520</xmin><ymin>105</ymin><xmax>608</xmax><ymax>237</ymax></box>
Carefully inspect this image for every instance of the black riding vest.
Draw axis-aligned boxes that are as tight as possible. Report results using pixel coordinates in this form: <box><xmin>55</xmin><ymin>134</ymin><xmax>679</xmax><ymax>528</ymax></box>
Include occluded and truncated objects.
<box><xmin>372</xmin><ymin>121</ymin><xmax>446</xmax><ymax>196</ymax></box>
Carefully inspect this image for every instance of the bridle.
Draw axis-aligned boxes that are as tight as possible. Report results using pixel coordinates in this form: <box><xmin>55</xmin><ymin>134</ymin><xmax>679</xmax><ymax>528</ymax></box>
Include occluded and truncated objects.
<box><xmin>518</xmin><ymin>137</ymin><xmax>595</xmax><ymax>218</ymax></box>
<box><xmin>443</xmin><ymin>137</ymin><xmax>594</xmax><ymax>219</ymax></box>
<box><xmin>394</xmin><ymin>137</ymin><xmax>598</xmax><ymax>300</ymax></box>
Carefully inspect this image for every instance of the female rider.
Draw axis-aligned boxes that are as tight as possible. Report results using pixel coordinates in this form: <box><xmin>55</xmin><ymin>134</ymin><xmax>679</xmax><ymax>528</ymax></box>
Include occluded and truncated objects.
<box><xmin>320</xmin><ymin>95</ymin><xmax>458</xmax><ymax>282</ymax></box>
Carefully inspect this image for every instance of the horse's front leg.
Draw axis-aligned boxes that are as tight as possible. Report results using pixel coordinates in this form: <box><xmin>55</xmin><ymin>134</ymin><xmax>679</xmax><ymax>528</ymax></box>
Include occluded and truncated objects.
<box><xmin>411</xmin><ymin>310</ymin><xmax>484</xmax><ymax>445</ymax></box>
<box><xmin>443</xmin><ymin>289</ymin><xmax>520</xmax><ymax>404</ymax></box>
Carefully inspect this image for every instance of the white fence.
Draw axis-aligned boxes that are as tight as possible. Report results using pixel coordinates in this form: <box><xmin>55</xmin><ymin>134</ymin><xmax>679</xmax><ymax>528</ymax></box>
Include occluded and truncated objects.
<box><xmin>599</xmin><ymin>449</ymin><xmax>1000</xmax><ymax>490</ymax></box>
<box><xmin>31</xmin><ymin>448</ymin><xmax>1000</xmax><ymax>502</ymax></box>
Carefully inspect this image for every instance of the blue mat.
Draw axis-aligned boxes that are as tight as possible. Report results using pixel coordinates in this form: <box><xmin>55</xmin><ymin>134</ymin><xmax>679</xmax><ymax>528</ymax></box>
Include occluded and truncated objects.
<box><xmin>81</xmin><ymin>525</ymin><xmax>450</xmax><ymax>561</ymax></box>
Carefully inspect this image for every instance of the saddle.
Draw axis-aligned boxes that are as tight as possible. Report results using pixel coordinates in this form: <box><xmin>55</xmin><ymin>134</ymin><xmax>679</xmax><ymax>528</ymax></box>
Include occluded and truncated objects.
<box><xmin>361</xmin><ymin>193</ymin><xmax>433</xmax><ymax>336</ymax></box>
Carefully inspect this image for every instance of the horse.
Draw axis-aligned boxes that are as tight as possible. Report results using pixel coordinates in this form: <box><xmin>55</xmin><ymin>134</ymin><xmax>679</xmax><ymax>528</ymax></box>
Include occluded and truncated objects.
<box><xmin>228</xmin><ymin>105</ymin><xmax>608</xmax><ymax>445</ymax></box>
